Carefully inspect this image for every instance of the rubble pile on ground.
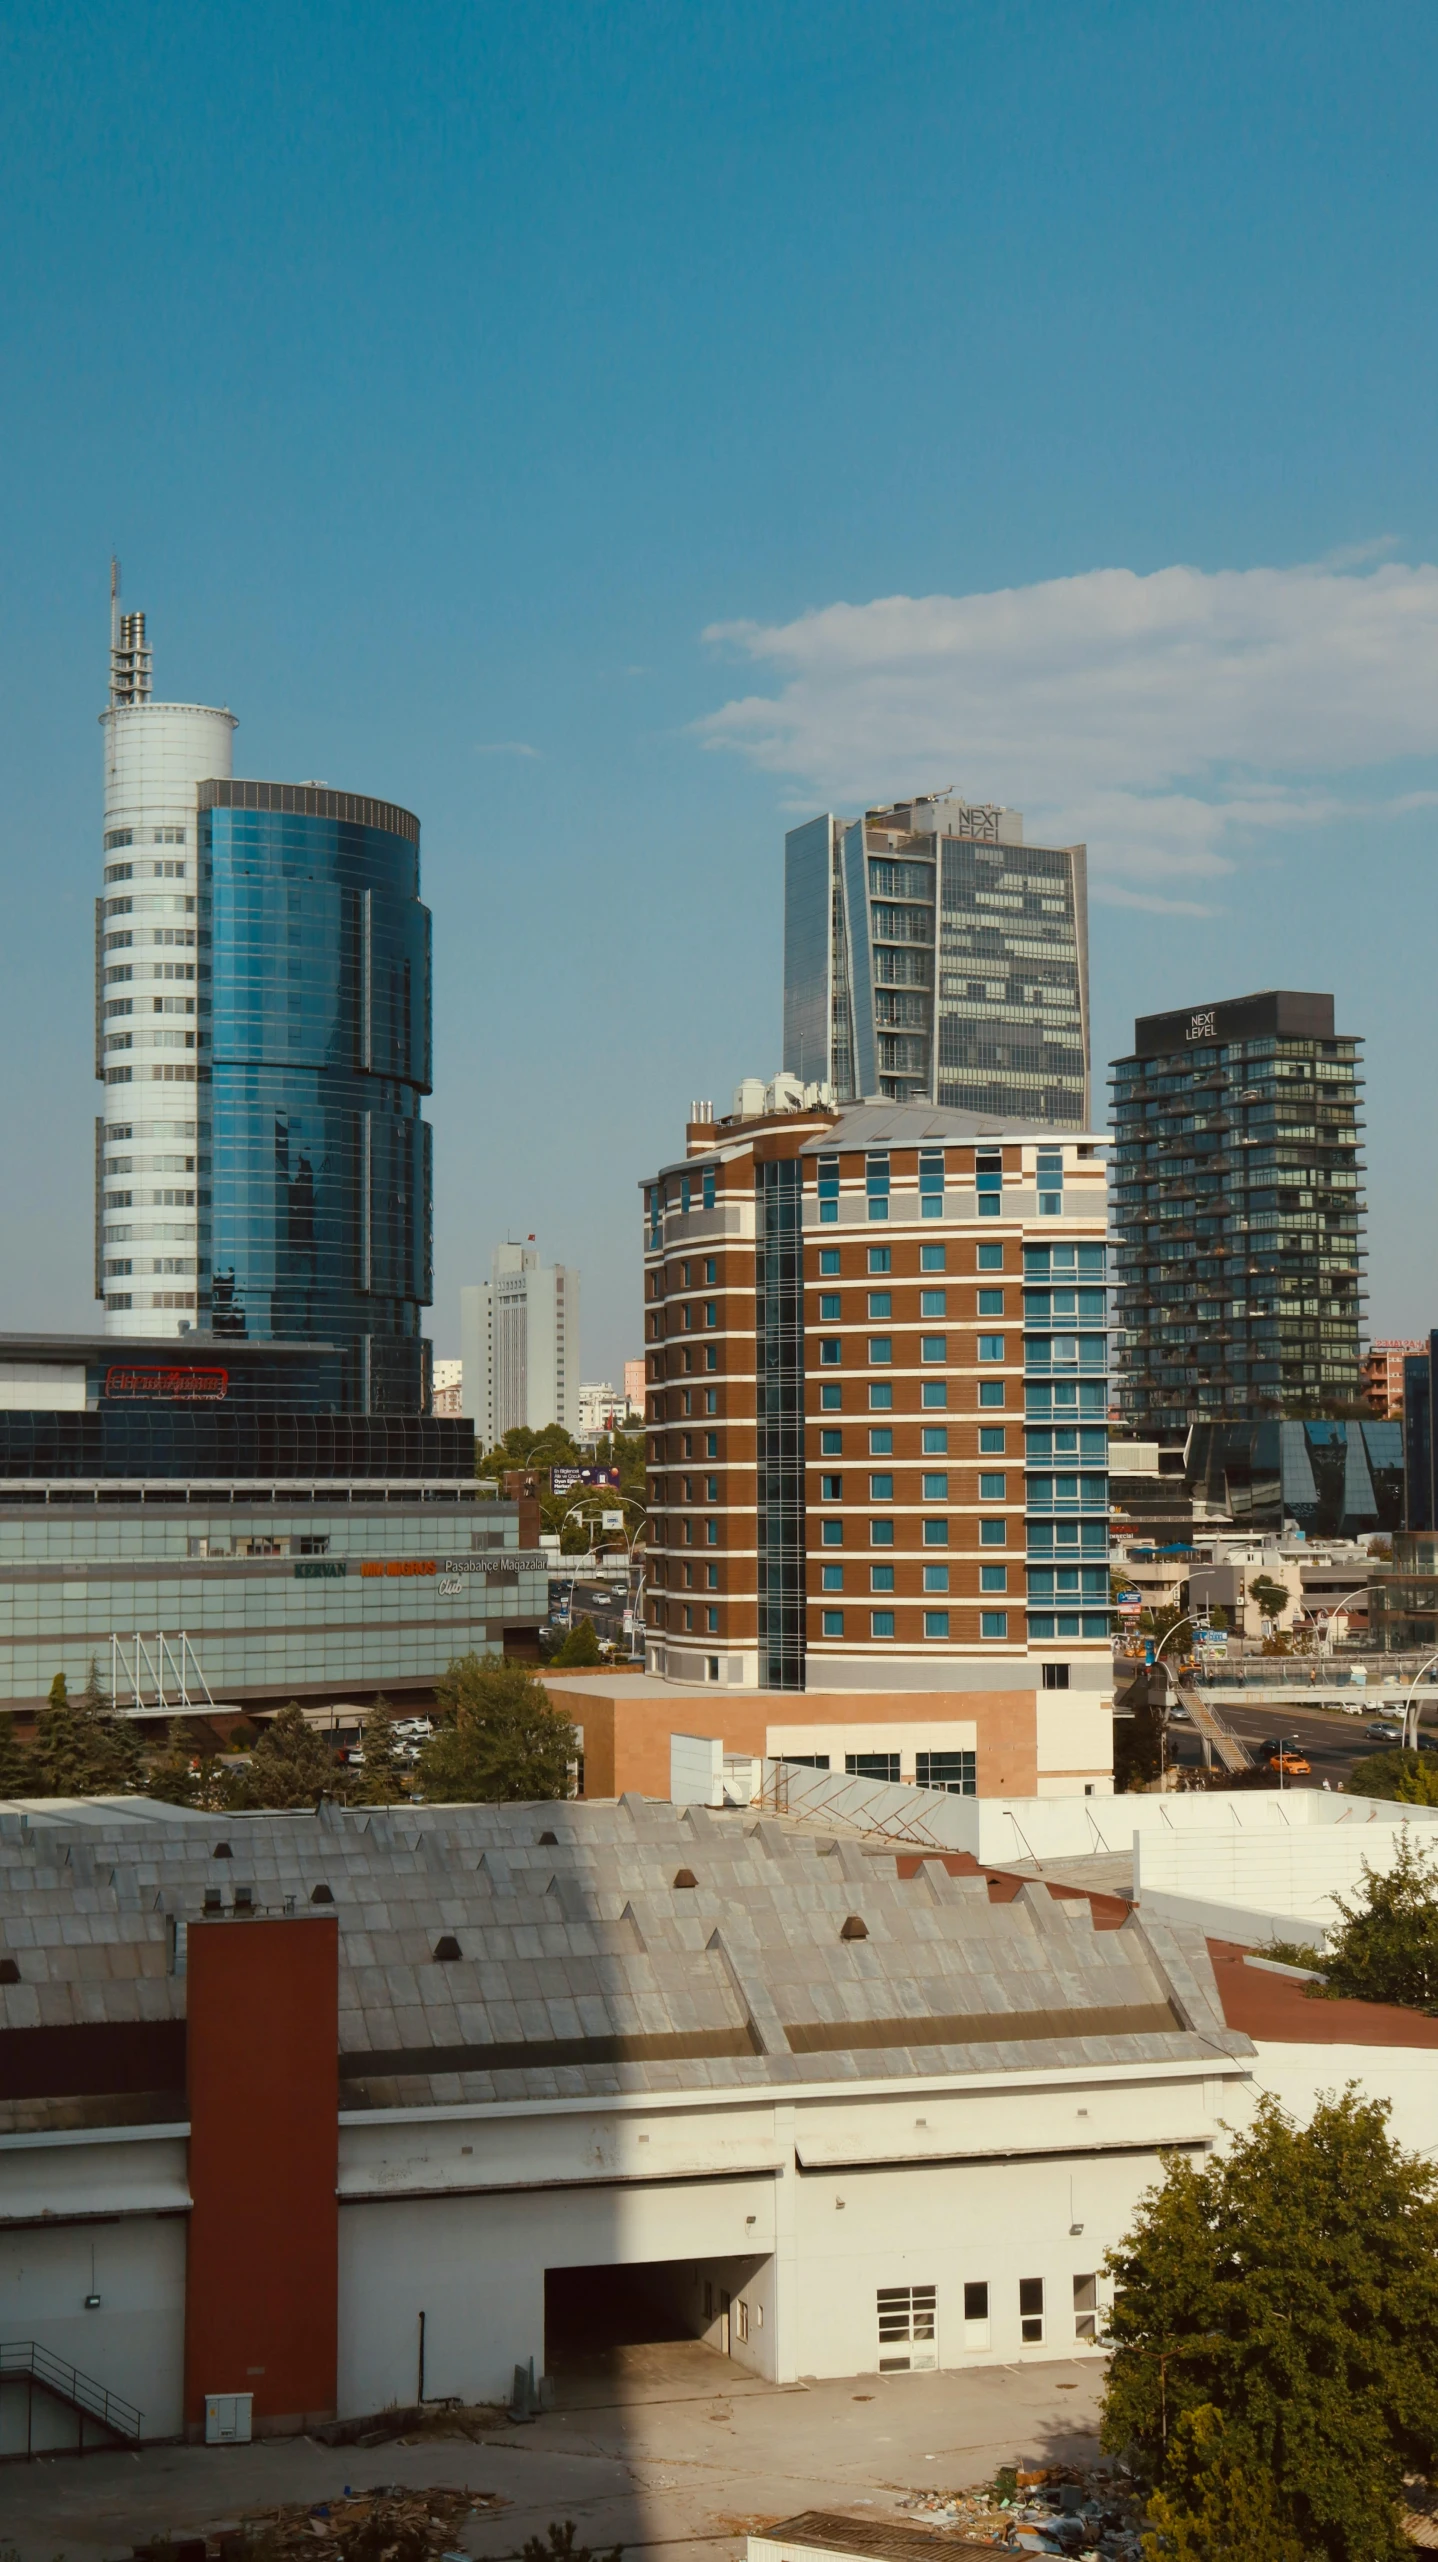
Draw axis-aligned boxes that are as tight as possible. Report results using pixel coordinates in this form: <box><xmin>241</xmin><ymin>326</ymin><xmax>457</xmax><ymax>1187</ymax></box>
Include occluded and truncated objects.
<box><xmin>133</xmin><ymin>2486</ymin><xmax>506</xmax><ymax>2562</ymax></box>
<box><xmin>900</xmin><ymin>2466</ymin><xmax>1143</xmax><ymax>2559</ymax></box>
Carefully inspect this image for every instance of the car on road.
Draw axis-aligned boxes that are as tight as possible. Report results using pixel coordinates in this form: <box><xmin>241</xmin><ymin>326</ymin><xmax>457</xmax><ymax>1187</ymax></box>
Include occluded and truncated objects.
<box><xmin>1262</xmin><ymin>1746</ymin><xmax>1311</xmax><ymax>1775</ymax></box>
<box><xmin>1366</xmin><ymin>1721</ymin><xmax>1403</xmax><ymax>1742</ymax></box>
<box><xmin>1167</xmin><ymin>1701</ymin><xmax>1191</xmax><ymax>1722</ymax></box>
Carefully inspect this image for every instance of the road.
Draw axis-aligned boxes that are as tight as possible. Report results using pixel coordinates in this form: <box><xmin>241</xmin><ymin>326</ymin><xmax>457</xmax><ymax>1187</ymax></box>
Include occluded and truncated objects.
<box><xmin>1167</xmin><ymin>1694</ymin><xmax>1415</xmax><ymax>1788</ymax></box>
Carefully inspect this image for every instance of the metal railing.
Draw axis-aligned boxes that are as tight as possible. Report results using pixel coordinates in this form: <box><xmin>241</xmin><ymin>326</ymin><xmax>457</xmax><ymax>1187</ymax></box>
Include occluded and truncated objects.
<box><xmin>0</xmin><ymin>2339</ymin><xmax>143</xmax><ymax>2442</ymax></box>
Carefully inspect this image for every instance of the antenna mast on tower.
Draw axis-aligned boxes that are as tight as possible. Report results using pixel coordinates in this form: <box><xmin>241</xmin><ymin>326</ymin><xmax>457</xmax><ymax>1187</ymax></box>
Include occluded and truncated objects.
<box><xmin>108</xmin><ymin>557</ymin><xmax>152</xmax><ymax>708</ymax></box>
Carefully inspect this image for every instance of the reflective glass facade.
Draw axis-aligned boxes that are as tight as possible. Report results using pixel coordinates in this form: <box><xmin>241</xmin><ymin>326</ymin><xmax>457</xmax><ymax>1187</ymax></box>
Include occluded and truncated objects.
<box><xmin>0</xmin><ymin>1493</ymin><xmax>540</xmax><ymax>1712</ymax></box>
<box><xmin>756</xmin><ymin>1157</ymin><xmax>806</xmax><ymax>1689</ymax></box>
<box><xmin>199</xmin><ymin>785</ymin><xmax>433</xmax><ymax>1411</ymax></box>
<box><xmin>784</xmin><ymin>798</ymin><xmax>1089</xmax><ymax>1124</ymax></box>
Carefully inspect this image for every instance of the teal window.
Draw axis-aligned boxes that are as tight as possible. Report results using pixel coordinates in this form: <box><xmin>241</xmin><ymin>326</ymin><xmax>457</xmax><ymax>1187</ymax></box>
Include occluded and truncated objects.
<box><xmin>822</xmin><ymin>1382</ymin><xmax>843</xmax><ymax>1408</ymax></box>
<box><xmin>868</xmin><ymin>1245</ymin><xmax>891</xmax><ymax>1274</ymax></box>
<box><xmin>1037</xmin><ymin>1149</ymin><xmax>1063</xmax><ymax>1216</ymax></box>
<box><xmin>978</xmin><ymin>1242</ymin><xmax>1004</xmax><ymax>1270</ymax></box>
<box><xmin>923</xmin><ymin>1610</ymin><xmax>951</xmax><ymax>1638</ymax></box>
<box><xmin>819</xmin><ymin>1294</ymin><xmax>841</xmax><ymax>1320</ymax></box>
<box><xmin>870</xmin><ymin>1519</ymin><xmax>895</xmax><ymax>1545</ymax></box>
<box><xmin>979</xmin><ymin>1425</ymin><xmax>1006</xmax><ymax>1451</ymax></box>
<box><xmin>866</xmin><ymin>1152</ymin><xmax>890</xmax><ymax>1219</ymax></box>
<box><xmin>922</xmin><ymin>1519</ymin><xmax>949</xmax><ymax>1545</ymax></box>
<box><xmin>977</xmin><ymin>1290</ymin><xmax>1005</xmax><ymax>1316</ymax></box>
<box><xmin>820</xmin><ymin>1338</ymin><xmax>842</xmax><ymax>1365</ymax></box>
<box><xmin>921</xmin><ymin>1336</ymin><xmax>946</xmax><ymax>1361</ymax></box>
<box><xmin>704</xmin><ymin>1259</ymin><xmax>717</xmax><ymax>1284</ymax></box>
<box><xmin>821</xmin><ymin>1428</ymin><xmax>842</xmax><ymax>1455</ymax></box>
<box><xmin>870</xmin><ymin>1611</ymin><xmax>896</xmax><ymax>1639</ymax></box>
<box><xmin>980</xmin><ymin>1610</ymin><xmax>1009</xmax><ymax>1638</ymax></box>
<box><xmin>868</xmin><ymin>1292</ymin><xmax>892</xmax><ymax>1319</ymax></box>
<box><xmin>705</xmin><ymin>1346</ymin><xmax>717</xmax><ymax>1370</ymax></box>
<box><xmin>821</xmin><ymin>1565</ymin><xmax>844</xmax><ymax>1592</ymax></box>
<box><xmin>920</xmin><ymin>1290</ymin><xmax>947</xmax><ymax>1317</ymax></box>
<box><xmin>702</xmin><ymin>1169</ymin><xmax>716</xmax><ymax>1211</ymax></box>
<box><xmin>979</xmin><ymin>1381</ymin><xmax>1005</xmax><ymax>1407</ymax></box>
<box><xmin>868</xmin><ymin>1427</ymin><xmax>893</xmax><ymax>1454</ymax></box>
<box><xmin>923</xmin><ymin>1564</ymin><xmax>950</xmax><ymax>1593</ymax></box>
<box><xmin>706</xmin><ymin>1476</ymin><xmax>717</xmax><ymax>1499</ymax></box>
<box><xmin>980</xmin><ymin>1519</ymin><xmax>1007</xmax><ymax>1545</ymax></box>
<box><xmin>922</xmin><ymin>1472</ymin><xmax>949</xmax><ymax>1498</ymax></box>
<box><xmin>869</xmin><ymin>1383</ymin><xmax>893</xmax><ymax>1409</ymax></box>
<box><xmin>822</xmin><ymin>1609</ymin><xmax>845</xmax><ymax>1636</ymax></box>
<box><xmin>681</xmin><ymin>1175</ymin><xmax>691</xmax><ymax>1213</ymax></box>
<box><xmin>980</xmin><ymin>1565</ymin><xmax>1008</xmax><ymax>1593</ymax></box>
<box><xmin>919</xmin><ymin>1148</ymin><xmax>945</xmax><ymax>1216</ymax></box>
<box><xmin>922</xmin><ymin>1426</ymin><xmax>949</xmax><ymax>1453</ymax></box>
<box><xmin>869</xmin><ymin>1473</ymin><xmax>894</xmax><ymax>1499</ymax></box>
<box><xmin>920</xmin><ymin>1244</ymin><xmax>947</xmax><ymax>1272</ymax></box>
<box><xmin>870</xmin><ymin>1564</ymin><xmax>896</xmax><ymax>1592</ymax></box>
<box><xmin>821</xmin><ymin>1520</ymin><xmax>844</xmax><ymax>1545</ymax></box>
<box><xmin>819</xmin><ymin>1247</ymin><xmax>840</xmax><ymax>1276</ymax></box>
<box><xmin>921</xmin><ymin>1382</ymin><xmax>947</xmax><ymax>1407</ymax></box>
<box><xmin>821</xmin><ymin>1474</ymin><xmax>843</xmax><ymax>1499</ymax></box>
<box><xmin>706</xmin><ymin>1605</ymin><xmax>718</xmax><ymax>1632</ymax></box>
<box><xmin>704</xmin><ymin>1388</ymin><xmax>717</xmax><ymax>1415</ymax></box>
<box><xmin>979</xmin><ymin>1472</ymin><xmax>1007</xmax><ymax>1498</ymax></box>
<box><xmin>978</xmin><ymin>1335</ymin><xmax>1006</xmax><ymax>1360</ymax></box>
<box><xmin>869</xmin><ymin>1336</ymin><xmax>892</xmax><ymax>1363</ymax></box>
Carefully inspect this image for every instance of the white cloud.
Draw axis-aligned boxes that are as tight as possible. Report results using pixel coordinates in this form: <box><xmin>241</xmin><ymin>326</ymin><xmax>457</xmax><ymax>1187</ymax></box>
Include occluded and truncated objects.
<box><xmin>695</xmin><ymin>557</ymin><xmax>1438</xmax><ymax>910</ymax></box>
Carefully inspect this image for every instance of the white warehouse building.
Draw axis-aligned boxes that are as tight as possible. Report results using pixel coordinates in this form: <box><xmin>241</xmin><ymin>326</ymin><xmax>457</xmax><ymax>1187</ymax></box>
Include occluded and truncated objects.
<box><xmin>3</xmin><ymin>1785</ymin><xmax>1401</xmax><ymax>2454</ymax></box>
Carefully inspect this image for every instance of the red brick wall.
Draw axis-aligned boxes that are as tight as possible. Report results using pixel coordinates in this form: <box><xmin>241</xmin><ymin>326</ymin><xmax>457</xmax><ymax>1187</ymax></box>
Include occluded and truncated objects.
<box><xmin>185</xmin><ymin>1915</ymin><xmax>338</xmax><ymax>2432</ymax></box>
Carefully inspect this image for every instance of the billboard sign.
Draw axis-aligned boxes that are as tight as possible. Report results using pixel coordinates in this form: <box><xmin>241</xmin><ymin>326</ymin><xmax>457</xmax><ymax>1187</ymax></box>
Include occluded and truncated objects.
<box><xmin>105</xmin><ymin>1365</ymin><xmax>229</xmax><ymax>1402</ymax></box>
<box><xmin>551</xmin><ymin>1466</ymin><xmax>621</xmax><ymax>1493</ymax></box>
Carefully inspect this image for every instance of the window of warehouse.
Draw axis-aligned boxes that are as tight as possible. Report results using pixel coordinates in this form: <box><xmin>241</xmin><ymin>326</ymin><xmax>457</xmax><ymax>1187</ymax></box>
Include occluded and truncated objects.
<box><xmin>1020</xmin><ymin>2277</ymin><xmax>1045</xmax><ymax>2343</ymax></box>
<box><xmin>846</xmin><ymin>1751</ymin><xmax>899</xmax><ymax>1780</ymax></box>
<box><xmin>878</xmin><ymin>2284</ymin><xmax>937</xmax><ymax>2371</ymax></box>
<box><xmin>1074</xmin><ymin>2274</ymin><xmax>1098</xmax><ymax>2343</ymax></box>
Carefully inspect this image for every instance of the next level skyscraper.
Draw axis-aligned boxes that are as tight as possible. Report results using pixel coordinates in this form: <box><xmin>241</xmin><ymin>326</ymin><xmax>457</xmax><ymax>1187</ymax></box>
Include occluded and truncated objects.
<box><xmin>783</xmin><ymin>793</ymin><xmax>1090</xmax><ymax>1124</ymax></box>
<box><xmin>96</xmin><ymin>575</ymin><xmax>433</xmax><ymax>1410</ymax></box>
<box><xmin>1110</xmin><ymin>989</ymin><xmax>1364</xmax><ymax>1434</ymax></box>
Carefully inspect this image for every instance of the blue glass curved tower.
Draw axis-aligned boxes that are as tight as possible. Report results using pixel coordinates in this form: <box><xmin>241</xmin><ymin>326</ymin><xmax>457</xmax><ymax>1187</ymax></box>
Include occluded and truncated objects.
<box><xmin>198</xmin><ymin>781</ymin><xmax>433</xmax><ymax>1413</ymax></box>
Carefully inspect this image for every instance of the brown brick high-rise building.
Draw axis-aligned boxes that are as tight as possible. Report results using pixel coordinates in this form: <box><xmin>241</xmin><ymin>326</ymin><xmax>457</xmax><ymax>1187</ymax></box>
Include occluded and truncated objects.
<box><xmin>639</xmin><ymin>1093</ymin><xmax>1111</xmax><ymax>1722</ymax></box>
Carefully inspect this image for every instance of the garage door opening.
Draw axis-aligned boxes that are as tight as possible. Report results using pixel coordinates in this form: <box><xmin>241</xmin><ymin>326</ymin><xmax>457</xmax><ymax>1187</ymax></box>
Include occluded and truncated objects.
<box><xmin>543</xmin><ymin>2256</ymin><xmax>771</xmax><ymax>2404</ymax></box>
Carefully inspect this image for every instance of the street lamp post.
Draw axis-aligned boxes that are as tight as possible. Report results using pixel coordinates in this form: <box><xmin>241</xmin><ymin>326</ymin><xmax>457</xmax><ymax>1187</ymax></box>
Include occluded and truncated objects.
<box><xmin>1401</xmin><ymin>1649</ymin><xmax>1438</xmax><ymax>1753</ymax></box>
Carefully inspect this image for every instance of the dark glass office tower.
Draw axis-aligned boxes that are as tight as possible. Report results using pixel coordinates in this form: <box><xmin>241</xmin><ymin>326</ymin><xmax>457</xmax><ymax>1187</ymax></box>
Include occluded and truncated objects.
<box><xmin>784</xmin><ymin>793</ymin><xmax>1090</xmax><ymax>1124</ymax></box>
<box><xmin>1110</xmin><ymin>989</ymin><xmax>1363</xmax><ymax>1434</ymax></box>
<box><xmin>199</xmin><ymin>781</ymin><xmax>433</xmax><ymax>1413</ymax></box>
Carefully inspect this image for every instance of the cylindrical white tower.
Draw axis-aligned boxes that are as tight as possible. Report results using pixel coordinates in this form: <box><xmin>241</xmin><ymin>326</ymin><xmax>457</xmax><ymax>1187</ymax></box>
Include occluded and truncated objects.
<box><xmin>96</xmin><ymin>588</ymin><xmax>237</xmax><ymax>1338</ymax></box>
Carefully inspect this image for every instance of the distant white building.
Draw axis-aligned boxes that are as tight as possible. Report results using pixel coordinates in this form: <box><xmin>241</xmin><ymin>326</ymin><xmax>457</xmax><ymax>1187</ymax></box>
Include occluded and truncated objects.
<box><xmin>576</xmin><ymin>1381</ymin><xmax>627</xmax><ymax>1437</ymax></box>
<box><xmin>460</xmin><ymin>1241</ymin><xmax>579</xmax><ymax>1446</ymax></box>
<box><xmin>431</xmin><ymin>1359</ymin><xmax>463</xmax><ymax>1417</ymax></box>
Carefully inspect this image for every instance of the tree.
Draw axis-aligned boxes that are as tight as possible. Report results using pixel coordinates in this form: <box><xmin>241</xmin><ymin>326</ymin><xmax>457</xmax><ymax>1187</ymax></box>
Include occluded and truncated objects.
<box><xmin>550</xmin><ymin>1614</ymin><xmax>603</xmax><ymax>1667</ymax></box>
<box><xmin>1142</xmin><ymin>2402</ymin><xmax>1306</xmax><ymax>2562</ymax></box>
<box><xmin>28</xmin><ymin>1658</ymin><xmax>144</xmax><ymax>1798</ymax></box>
<box><xmin>418</xmin><ymin>1654</ymin><xmax>576</xmax><ymax>1802</ymax></box>
<box><xmin>350</xmin><ymin>1694</ymin><xmax>405</xmax><ymax>1805</ymax></box>
<box><xmin>1346</xmin><ymin>1748</ymin><xmax>1438</xmax><ymax>1808</ymax></box>
<box><xmin>1249</xmin><ymin>1574</ymin><xmax>1289</xmax><ymax>1623</ymax></box>
<box><xmin>1321</xmin><ymin>1833</ymin><xmax>1438</xmax><ymax>2012</ymax></box>
<box><xmin>1102</xmin><ymin>2089</ymin><xmax>1438</xmax><ymax>2562</ymax></box>
<box><xmin>0</xmin><ymin>1713</ymin><xmax>33</xmax><ymax>1796</ymax></box>
<box><xmin>236</xmin><ymin>1701</ymin><xmax>338</xmax><ymax>1810</ymax></box>
<box><xmin>146</xmin><ymin>1717</ymin><xmax>234</xmax><ymax>1811</ymax></box>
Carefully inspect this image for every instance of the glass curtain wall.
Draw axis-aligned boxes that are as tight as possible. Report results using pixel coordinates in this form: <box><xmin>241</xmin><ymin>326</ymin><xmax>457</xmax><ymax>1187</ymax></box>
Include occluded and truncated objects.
<box><xmin>199</xmin><ymin>785</ymin><xmax>433</xmax><ymax>1413</ymax></box>
<box><xmin>756</xmin><ymin>1157</ymin><xmax>805</xmax><ymax>1690</ymax></box>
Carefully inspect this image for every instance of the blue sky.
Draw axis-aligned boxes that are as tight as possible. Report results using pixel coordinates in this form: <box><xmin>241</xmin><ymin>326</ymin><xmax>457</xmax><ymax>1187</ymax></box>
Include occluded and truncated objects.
<box><xmin>2</xmin><ymin>0</ymin><xmax>1437</xmax><ymax>1376</ymax></box>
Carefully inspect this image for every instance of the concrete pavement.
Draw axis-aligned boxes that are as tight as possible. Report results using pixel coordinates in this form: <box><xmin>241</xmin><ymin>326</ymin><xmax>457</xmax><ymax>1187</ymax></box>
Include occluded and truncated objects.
<box><xmin>0</xmin><ymin>2345</ymin><xmax>1108</xmax><ymax>2562</ymax></box>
